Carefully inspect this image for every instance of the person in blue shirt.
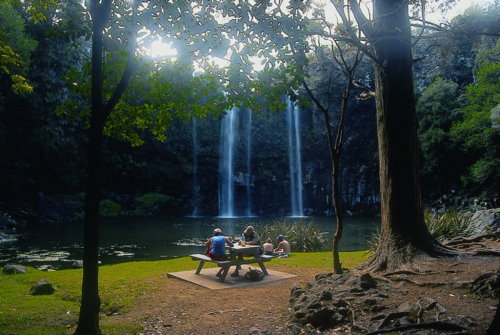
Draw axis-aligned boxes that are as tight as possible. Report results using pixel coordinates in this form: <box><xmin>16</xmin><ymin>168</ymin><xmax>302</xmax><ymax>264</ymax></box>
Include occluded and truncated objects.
<box><xmin>205</xmin><ymin>228</ymin><xmax>234</xmax><ymax>260</ymax></box>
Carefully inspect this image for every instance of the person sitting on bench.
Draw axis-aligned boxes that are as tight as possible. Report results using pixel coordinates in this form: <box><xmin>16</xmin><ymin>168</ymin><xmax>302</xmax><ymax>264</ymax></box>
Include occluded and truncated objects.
<box><xmin>231</xmin><ymin>226</ymin><xmax>263</xmax><ymax>277</ymax></box>
<box><xmin>205</xmin><ymin>228</ymin><xmax>234</xmax><ymax>260</ymax></box>
<box><xmin>274</xmin><ymin>234</ymin><xmax>291</xmax><ymax>257</ymax></box>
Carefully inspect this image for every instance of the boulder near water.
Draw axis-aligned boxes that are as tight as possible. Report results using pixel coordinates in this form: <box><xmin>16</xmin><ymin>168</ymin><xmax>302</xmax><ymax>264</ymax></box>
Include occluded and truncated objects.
<box><xmin>2</xmin><ymin>264</ymin><xmax>28</xmax><ymax>274</ymax></box>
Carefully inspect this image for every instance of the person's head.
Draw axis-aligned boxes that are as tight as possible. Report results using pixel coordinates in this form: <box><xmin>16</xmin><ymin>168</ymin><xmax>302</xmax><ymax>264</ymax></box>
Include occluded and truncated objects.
<box><xmin>244</xmin><ymin>226</ymin><xmax>254</xmax><ymax>236</ymax></box>
<box><xmin>277</xmin><ymin>234</ymin><xmax>284</xmax><ymax>241</ymax></box>
<box><xmin>266</xmin><ymin>238</ymin><xmax>272</xmax><ymax>243</ymax></box>
<box><xmin>213</xmin><ymin>228</ymin><xmax>222</xmax><ymax>236</ymax></box>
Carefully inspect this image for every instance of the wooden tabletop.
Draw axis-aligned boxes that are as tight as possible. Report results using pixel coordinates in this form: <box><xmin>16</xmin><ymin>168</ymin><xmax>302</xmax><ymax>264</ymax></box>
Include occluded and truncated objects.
<box><xmin>228</xmin><ymin>244</ymin><xmax>261</xmax><ymax>256</ymax></box>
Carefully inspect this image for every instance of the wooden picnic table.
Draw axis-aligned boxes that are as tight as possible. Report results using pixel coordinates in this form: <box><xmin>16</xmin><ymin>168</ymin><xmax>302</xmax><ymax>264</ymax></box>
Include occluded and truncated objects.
<box><xmin>190</xmin><ymin>244</ymin><xmax>273</xmax><ymax>282</ymax></box>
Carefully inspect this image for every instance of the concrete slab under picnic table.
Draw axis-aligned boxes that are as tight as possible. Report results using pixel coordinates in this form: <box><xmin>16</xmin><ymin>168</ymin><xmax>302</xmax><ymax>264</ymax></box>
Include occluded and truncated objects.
<box><xmin>167</xmin><ymin>267</ymin><xmax>297</xmax><ymax>290</ymax></box>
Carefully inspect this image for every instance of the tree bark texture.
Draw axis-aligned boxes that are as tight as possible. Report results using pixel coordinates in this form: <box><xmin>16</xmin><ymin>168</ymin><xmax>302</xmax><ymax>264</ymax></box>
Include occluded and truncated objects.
<box><xmin>366</xmin><ymin>0</ymin><xmax>455</xmax><ymax>271</ymax></box>
<box><xmin>486</xmin><ymin>297</ymin><xmax>500</xmax><ymax>335</ymax></box>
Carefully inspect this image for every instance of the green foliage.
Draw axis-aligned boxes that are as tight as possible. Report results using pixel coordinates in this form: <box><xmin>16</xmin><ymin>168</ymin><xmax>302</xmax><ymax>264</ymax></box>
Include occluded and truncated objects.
<box><xmin>59</xmin><ymin>55</ymin><xmax>228</xmax><ymax>146</ymax></box>
<box><xmin>423</xmin><ymin>209</ymin><xmax>475</xmax><ymax>242</ymax></box>
<box><xmin>453</xmin><ymin>62</ymin><xmax>500</xmax><ymax>149</ymax></box>
<box><xmin>416</xmin><ymin>77</ymin><xmax>465</xmax><ymax>193</ymax></box>
<box><xmin>133</xmin><ymin>193</ymin><xmax>171</xmax><ymax>216</ymax></box>
<box><xmin>451</xmin><ymin>41</ymin><xmax>500</xmax><ymax>190</ymax></box>
<box><xmin>255</xmin><ymin>218</ymin><xmax>327</xmax><ymax>252</ymax></box>
<box><xmin>99</xmin><ymin>199</ymin><xmax>122</xmax><ymax>218</ymax></box>
<box><xmin>368</xmin><ymin>210</ymin><xmax>476</xmax><ymax>251</ymax></box>
<box><xmin>0</xmin><ymin>1</ymin><xmax>38</xmax><ymax>94</ymax></box>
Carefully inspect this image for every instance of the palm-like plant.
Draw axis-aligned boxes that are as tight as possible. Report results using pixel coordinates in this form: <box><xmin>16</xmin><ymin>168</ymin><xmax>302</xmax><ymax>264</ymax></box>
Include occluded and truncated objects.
<box><xmin>255</xmin><ymin>219</ymin><xmax>327</xmax><ymax>252</ymax></box>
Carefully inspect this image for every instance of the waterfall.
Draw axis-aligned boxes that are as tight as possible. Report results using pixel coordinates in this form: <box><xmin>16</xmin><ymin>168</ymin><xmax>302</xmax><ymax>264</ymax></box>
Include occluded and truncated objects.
<box><xmin>219</xmin><ymin>107</ymin><xmax>238</xmax><ymax>217</ymax></box>
<box><xmin>286</xmin><ymin>97</ymin><xmax>304</xmax><ymax>216</ymax></box>
<box><xmin>191</xmin><ymin>118</ymin><xmax>200</xmax><ymax>217</ymax></box>
<box><xmin>245</xmin><ymin>109</ymin><xmax>252</xmax><ymax>216</ymax></box>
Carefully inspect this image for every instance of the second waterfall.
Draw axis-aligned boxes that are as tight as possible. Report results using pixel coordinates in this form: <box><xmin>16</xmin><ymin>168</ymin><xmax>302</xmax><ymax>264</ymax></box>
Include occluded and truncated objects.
<box><xmin>217</xmin><ymin>101</ymin><xmax>303</xmax><ymax>217</ymax></box>
<box><xmin>286</xmin><ymin>97</ymin><xmax>304</xmax><ymax>217</ymax></box>
<box><xmin>218</xmin><ymin>108</ymin><xmax>253</xmax><ymax>217</ymax></box>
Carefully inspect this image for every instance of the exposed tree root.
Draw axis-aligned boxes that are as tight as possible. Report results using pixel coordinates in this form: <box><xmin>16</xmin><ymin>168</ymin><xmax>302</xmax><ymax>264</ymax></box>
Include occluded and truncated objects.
<box><xmin>362</xmin><ymin>235</ymin><xmax>462</xmax><ymax>273</ymax></box>
<box><xmin>364</xmin><ymin>321</ymin><xmax>467</xmax><ymax>335</ymax></box>
<box><xmin>450</xmin><ymin>262</ymin><xmax>463</xmax><ymax>267</ymax></box>
<box><xmin>472</xmin><ymin>249</ymin><xmax>500</xmax><ymax>257</ymax></box>
<box><xmin>383</xmin><ymin>269</ymin><xmax>462</xmax><ymax>277</ymax></box>
<box><xmin>348</xmin><ymin>302</ymin><xmax>370</xmax><ymax>333</ymax></box>
<box><xmin>372</xmin><ymin>275</ymin><xmax>392</xmax><ymax>283</ymax></box>
<box><xmin>384</xmin><ymin>276</ymin><xmax>447</xmax><ymax>287</ymax></box>
<box><xmin>416</xmin><ymin>301</ymin><xmax>425</xmax><ymax>323</ymax></box>
<box><xmin>383</xmin><ymin>270</ymin><xmax>421</xmax><ymax>277</ymax></box>
<box><xmin>444</xmin><ymin>231</ymin><xmax>500</xmax><ymax>247</ymax></box>
<box><xmin>376</xmin><ymin>312</ymin><xmax>408</xmax><ymax>330</ymax></box>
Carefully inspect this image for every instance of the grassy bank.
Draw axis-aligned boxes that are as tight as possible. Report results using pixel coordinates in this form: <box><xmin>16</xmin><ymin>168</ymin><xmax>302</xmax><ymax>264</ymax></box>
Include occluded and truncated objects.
<box><xmin>0</xmin><ymin>251</ymin><xmax>369</xmax><ymax>335</ymax></box>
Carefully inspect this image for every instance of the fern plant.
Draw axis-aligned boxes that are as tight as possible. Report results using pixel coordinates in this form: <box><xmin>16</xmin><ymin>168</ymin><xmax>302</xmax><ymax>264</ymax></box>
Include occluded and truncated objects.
<box><xmin>255</xmin><ymin>218</ymin><xmax>327</xmax><ymax>252</ymax></box>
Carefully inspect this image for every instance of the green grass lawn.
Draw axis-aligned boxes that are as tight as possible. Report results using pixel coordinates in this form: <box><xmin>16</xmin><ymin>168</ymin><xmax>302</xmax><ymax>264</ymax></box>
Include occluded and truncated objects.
<box><xmin>0</xmin><ymin>251</ymin><xmax>369</xmax><ymax>335</ymax></box>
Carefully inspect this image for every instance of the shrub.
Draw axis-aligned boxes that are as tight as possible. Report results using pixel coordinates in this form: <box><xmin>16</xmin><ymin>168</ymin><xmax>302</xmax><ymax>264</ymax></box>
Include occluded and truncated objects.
<box><xmin>367</xmin><ymin>209</ymin><xmax>475</xmax><ymax>251</ymax></box>
<box><xmin>133</xmin><ymin>193</ymin><xmax>171</xmax><ymax>216</ymax></box>
<box><xmin>255</xmin><ymin>218</ymin><xmax>327</xmax><ymax>252</ymax></box>
<box><xmin>424</xmin><ymin>209</ymin><xmax>474</xmax><ymax>242</ymax></box>
<box><xmin>100</xmin><ymin>199</ymin><xmax>122</xmax><ymax>218</ymax></box>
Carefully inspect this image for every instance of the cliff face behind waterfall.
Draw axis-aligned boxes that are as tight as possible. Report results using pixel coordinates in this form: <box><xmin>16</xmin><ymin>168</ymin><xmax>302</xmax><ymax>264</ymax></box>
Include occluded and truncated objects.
<box><xmin>1</xmin><ymin>8</ymin><xmax>499</xmax><ymax>220</ymax></box>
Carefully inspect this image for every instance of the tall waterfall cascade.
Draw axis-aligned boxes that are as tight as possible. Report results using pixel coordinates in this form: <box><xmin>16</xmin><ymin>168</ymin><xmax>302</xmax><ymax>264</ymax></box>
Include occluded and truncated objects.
<box><xmin>219</xmin><ymin>107</ymin><xmax>238</xmax><ymax>217</ymax></box>
<box><xmin>245</xmin><ymin>108</ymin><xmax>253</xmax><ymax>217</ymax></box>
<box><xmin>286</xmin><ymin>97</ymin><xmax>304</xmax><ymax>217</ymax></box>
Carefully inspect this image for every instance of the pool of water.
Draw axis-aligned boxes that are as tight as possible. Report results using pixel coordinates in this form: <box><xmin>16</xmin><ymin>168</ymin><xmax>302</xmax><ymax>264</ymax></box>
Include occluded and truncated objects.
<box><xmin>0</xmin><ymin>216</ymin><xmax>378</xmax><ymax>269</ymax></box>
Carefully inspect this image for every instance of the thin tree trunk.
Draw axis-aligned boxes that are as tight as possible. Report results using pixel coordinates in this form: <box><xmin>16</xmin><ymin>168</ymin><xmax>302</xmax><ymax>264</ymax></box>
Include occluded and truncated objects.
<box><xmin>365</xmin><ymin>0</ymin><xmax>456</xmax><ymax>271</ymax></box>
<box><xmin>303</xmin><ymin>46</ymin><xmax>358</xmax><ymax>273</ymax></box>
<box><xmin>74</xmin><ymin>2</ymin><xmax>110</xmax><ymax>334</ymax></box>
<box><xmin>332</xmin><ymin>66</ymin><xmax>355</xmax><ymax>274</ymax></box>
<box><xmin>332</xmin><ymin>157</ymin><xmax>343</xmax><ymax>273</ymax></box>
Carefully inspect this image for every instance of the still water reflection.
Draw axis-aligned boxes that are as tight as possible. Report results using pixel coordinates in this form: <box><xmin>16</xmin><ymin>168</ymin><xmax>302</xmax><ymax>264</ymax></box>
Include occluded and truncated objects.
<box><xmin>0</xmin><ymin>216</ymin><xmax>378</xmax><ymax>269</ymax></box>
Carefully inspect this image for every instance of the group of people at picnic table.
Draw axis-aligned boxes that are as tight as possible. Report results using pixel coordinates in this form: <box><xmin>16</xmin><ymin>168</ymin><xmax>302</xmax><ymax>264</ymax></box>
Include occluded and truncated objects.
<box><xmin>204</xmin><ymin>225</ymin><xmax>291</xmax><ymax>276</ymax></box>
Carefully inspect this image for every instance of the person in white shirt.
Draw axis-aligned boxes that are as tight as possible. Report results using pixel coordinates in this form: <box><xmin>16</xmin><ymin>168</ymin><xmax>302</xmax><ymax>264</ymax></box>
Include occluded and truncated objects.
<box><xmin>262</xmin><ymin>238</ymin><xmax>274</xmax><ymax>255</ymax></box>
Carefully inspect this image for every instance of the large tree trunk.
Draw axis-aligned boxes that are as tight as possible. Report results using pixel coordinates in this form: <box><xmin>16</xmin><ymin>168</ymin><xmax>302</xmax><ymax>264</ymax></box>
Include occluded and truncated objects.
<box><xmin>366</xmin><ymin>0</ymin><xmax>456</xmax><ymax>271</ymax></box>
<box><xmin>74</xmin><ymin>2</ymin><xmax>110</xmax><ymax>334</ymax></box>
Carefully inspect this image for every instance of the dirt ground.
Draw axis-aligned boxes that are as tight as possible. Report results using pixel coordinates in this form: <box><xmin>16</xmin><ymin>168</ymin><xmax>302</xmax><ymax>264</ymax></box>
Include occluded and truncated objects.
<box><xmin>106</xmin><ymin>244</ymin><xmax>499</xmax><ymax>335</ymax></box>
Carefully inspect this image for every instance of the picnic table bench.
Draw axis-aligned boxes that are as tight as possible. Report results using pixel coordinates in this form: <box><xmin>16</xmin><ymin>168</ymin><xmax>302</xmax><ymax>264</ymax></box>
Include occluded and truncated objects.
<box><xmin>190</xmin><ymin>245</ymin><xmax>273</xmax><ymax>282</ymax></box>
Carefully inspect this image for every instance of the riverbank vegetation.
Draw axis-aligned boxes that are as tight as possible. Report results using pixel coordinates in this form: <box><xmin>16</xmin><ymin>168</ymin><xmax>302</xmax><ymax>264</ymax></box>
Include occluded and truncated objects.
<box><xmin>0</xmin><ymin>3</ymin><xmax>498</xmax><ymax>222</ymax></box>
<box><xmin>255</xmin><ymin>219</ymin><xmax>328</xmax><ymax>252</ymax></box>
<box><xmin>0</xmin><ymin>251</ymin><xmax>368</xmax><ymax>335</ymax></box>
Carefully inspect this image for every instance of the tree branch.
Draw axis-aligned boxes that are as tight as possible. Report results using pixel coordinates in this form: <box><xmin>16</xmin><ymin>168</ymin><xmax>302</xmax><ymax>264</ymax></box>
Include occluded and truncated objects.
<box><xmin>352</xmin><ymin>80</ymin><xmax>375</xmax><ymax>99</ymax></box>
<box><xmin>104</xmin><ymin>1</ymin><xmax>139</xmax><ymax>118</ymax></box>
<box><xmin>329</xmin><ymin>0</ymin><xmax>377</xmax><ymax>63</ymax></box>
<box><xmin>348</xmin><ymin>0</ymin><xmax>372</xmax><ymax>37</ymax></box>
<box><xmin>303</xmin><ymin>80</ymin><xmax>335</xmax><ymax>162</ymax></box>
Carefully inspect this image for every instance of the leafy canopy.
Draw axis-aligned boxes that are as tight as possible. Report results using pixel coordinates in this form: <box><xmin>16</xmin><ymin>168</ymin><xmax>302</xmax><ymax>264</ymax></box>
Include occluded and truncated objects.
<box><xmin>59</xmin><ymin>0</ymin><xmax>312</xmax><ymax>144</ymax></box>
